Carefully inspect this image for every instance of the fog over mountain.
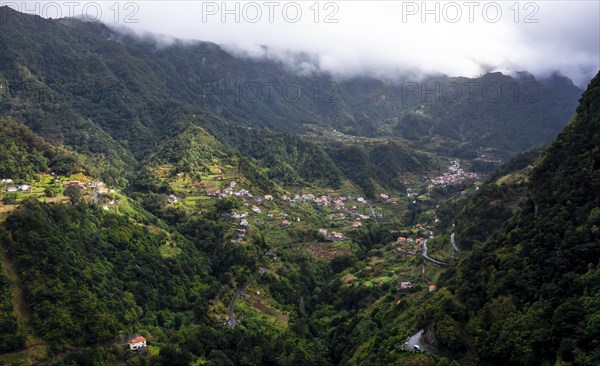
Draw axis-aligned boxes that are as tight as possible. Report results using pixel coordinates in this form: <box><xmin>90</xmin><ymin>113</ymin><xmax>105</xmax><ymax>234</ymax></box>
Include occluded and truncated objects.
<box><xmin>13</xmin><ymin>1</ymin><xmax>600</xmax><ymax>87</ymax></box>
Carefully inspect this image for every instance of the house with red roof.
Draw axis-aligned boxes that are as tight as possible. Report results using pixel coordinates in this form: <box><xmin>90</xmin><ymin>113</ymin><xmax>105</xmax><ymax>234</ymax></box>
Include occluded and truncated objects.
<box><xmin>128</xmin><ymin>336</ymin><xmax>146</xmax><ymax>350</ymax></box>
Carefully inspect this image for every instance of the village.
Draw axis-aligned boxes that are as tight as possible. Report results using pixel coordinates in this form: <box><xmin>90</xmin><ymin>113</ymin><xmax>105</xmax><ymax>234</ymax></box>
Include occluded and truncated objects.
<box><xmin>1</xmin><ymin>161</ymin><xmax>467</xmax><ymax>335</ymax></box>
<box><xmin>200</xmin><ymin>180</ymin><xmax>401</xmax><ymax>244</ymax></box>
<box><xmin>428</xmin><ymin>159</ymin><xmax>479</xmax><ymax>187</ymax></box>
<box><xmin>199</xmin><ymin>175</ymin><xmax>456</xmax><ymax>312</ymax></box>
<box><xmin>1</xmin><ymin>173</ymin><xmax>121</xmax><ymax>212</ymax></box>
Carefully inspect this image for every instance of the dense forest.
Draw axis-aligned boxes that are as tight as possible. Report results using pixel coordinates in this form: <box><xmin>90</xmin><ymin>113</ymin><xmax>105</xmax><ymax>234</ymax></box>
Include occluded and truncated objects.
<box><xmin>427</xmin><ymin>72</ymin><xmax>600</xmax><ymax>364</ymax></box>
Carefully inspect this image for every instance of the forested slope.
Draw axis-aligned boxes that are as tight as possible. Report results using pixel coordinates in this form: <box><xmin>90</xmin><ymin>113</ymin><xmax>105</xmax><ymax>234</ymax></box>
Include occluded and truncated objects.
<box><xmin>428</xmin><ymin>72</ymin><xmax>600</xmax><ymax>365</ymax></box>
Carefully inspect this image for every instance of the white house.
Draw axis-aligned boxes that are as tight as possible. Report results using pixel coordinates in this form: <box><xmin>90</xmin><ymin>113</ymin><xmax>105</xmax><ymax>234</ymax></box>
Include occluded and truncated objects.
<box><xmin>88</xmin><ymin>181</ymin><xmax>105</xmax><ymax>189</ymax></box>
<box><xmin>128</xmin><ymin>336</ymin><xmax>146</xmax><ymax>350</ymax></box>
<box><xmin>400</xmin><ymin>281</ymin><xmax>413</xmax><ymax>289</ymax></box>
<box><xmin>331</xmin><ymin>231</ymin><xmax>344</xmax><ymax>240</ymax></box>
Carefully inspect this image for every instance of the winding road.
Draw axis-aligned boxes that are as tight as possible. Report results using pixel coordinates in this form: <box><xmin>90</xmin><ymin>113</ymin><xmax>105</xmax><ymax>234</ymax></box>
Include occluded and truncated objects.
<box><xmin>228</xmin><ymin>276</ymin><xmax>254</xmax><ymax>328</ymax></box>
<box><xmin>450</xmin><ymin>232</ymin><xmax>460</xmax><ymax>252</ymax></box>
<box><xmin>405</xmin><ymin>329</ymin><xmax>425</xmax><ymax>351</ymax></box>
<box><xmin>422</xmin><ymin>239</ymin><xmax>450</xmax><ymax>267</ymax></box>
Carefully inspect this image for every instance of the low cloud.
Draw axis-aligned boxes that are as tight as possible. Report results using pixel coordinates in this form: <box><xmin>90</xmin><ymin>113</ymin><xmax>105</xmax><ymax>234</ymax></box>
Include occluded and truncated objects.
<box><xmin>23</xmin><ymin>1</ymin><xmax>600</xmax><ymax>87</ymax></box>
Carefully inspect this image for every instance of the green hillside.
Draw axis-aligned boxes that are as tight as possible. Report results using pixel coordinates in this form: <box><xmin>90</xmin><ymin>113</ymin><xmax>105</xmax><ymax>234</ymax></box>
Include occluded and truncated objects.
<box><xmin>426</xmin><ymin>72</ymin><xmax>600</xmax><ymax>365</ymax></box>
<box><xmin>0</xmin><ymin>6</ymin><xmax>596</xmax><ymax>366</ymax></box>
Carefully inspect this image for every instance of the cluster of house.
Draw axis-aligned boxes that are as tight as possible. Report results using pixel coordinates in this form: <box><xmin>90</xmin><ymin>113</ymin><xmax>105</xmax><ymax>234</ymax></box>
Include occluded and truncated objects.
<box><xmin>225</xmin><ymin>211</ymin><xmax>250</xmax><ymax>244</ymax></box>
<box><xmin>65</xmin><ymin>180</ymin><xmax>115</xmax><ymax>194</ymax></box>
<box><xmin>396</xmin><ymin>236</ymin><xmax>431</xmax><ymax>244</ymax></box>
<box><xmin>379</xmin><ymin>193</ymin><xmax>398</xmax><ymax>204</ymax></box>
<box><xmin>429</xmin><ymin>160</ymin><xmax>479</xmax><ymax>187</ymax></box>
<box><xmin>214</xmin><ymin>185</ymin><xmax>387</xmax><ymax>242</ymax></box>
<box><xmin>395</xmin><ymin>243</ymin><xmax>420</xmax><ymax>256</ymax></box>
<box><xmin>65</xmin><ymin>181</ymin><xmax>120</xmax><ymax>210</ymax></box>
<box><xmin>206</xmin><ymin>181</ymin><xmax>251</xmax><ymax>198</ymax></box>
<box><xmin>281</xmin><ymin>192</ymin><xmax>396</xmax><ymax>208</ymax></box>
<box><xmin>395</xmin><ymin>229</ymin><xmax>435</xmax><ymax>256</ymax></box>
<box><xmin>317</xmin><ymin>228</ymin><xmax>344</xmax><ymax>241</ymax></box>
<box><xmin>207</xmin><ymin>181</ymin><xmax>400</xmax><ymax>243</ymax></box>
<box><xmin>300</xmin><ymin>193</ymin><xmax>387</xmax><ymax>228</ymax></box>
<box><xmin>2</xmin><ymin>179</ymin><xmax>31</xmax><ymax>193</ymax></box>
<box><xmin>398</xmin><ymin>281</ymin><xmax>437</xmax><ymax>292</ymax></box>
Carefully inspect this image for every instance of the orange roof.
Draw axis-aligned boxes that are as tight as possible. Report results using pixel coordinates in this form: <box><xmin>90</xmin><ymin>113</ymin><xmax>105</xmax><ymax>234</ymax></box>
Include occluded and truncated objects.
<box><xmin>129</xmin><ymin>336</ymin><xmax>146</xmax><ymax>344</ymax></box>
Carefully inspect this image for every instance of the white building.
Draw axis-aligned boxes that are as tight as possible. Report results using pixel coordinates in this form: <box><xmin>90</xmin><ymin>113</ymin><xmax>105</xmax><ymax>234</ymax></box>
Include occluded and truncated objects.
<box><xmin>128</xmin><ymin>336</ymin><xmax>146</xmax><ymax>350</ymax></box>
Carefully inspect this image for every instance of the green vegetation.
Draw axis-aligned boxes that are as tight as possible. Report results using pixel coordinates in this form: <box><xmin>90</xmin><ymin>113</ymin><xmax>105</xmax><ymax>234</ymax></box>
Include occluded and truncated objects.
<box><xmin>0</xmin><ymin>117</ymin><xmax>81</xmax><ymax>179</ymax></box>
<box><xmin>0</xmin><ymin>6</ymin><xmax>596</xmax><ymax>366</ymax></box>
<box><xmin>423</xmin><ymin>72</ymin><xmax>600</xmax><ymax>365</ymax></box>
<box><xmin>0</xmin><ymin>271</ymin><xmax>25</xmax><ymax>351</ymax></box>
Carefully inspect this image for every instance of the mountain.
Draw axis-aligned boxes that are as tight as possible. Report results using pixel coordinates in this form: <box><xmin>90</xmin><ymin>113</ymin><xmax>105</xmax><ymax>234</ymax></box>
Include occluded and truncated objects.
<box><xmin>0</xmin><ymin>117</ymin><xmax>82</xmax><ymax>179</ymax></box>
<box><xmin>0</xmin><ymin>6</ymin><xmax>595</xmax><ymax>366</ymax></box>
<box><xmin>424</xmin><ymin>72</ymin><xmax>600</xmax><ymax>365</ymax></box>
<box><xmin>0</xmin><ymin>6</ymin><xmax>582</xmax><ymax>170</ymax></box>
<box><xmin>435</xmin><ymin>148</ymin><xmax>542</xmax><ymax>250</ymax></box>
<box><xmin>306</xmin><ymin>72</ymin><xmax>599</xmax><ymax>366</ymax></box>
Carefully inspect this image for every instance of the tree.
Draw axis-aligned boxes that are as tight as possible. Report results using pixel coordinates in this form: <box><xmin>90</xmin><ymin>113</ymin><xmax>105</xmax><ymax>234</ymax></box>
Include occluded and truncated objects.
<box><xmin>1</xmin><ymin>192</ymin><xmax>17</xmax><ymax>204</ymax></box>
<box><xmin>44</xmin><ymin>186</ymin><xmax>61</xmax><ymax>197</ymax></box>
<box><xmin>63</xmin><ymin>185</ymin><xmax>82</xmax><ymax>204</ymax></box>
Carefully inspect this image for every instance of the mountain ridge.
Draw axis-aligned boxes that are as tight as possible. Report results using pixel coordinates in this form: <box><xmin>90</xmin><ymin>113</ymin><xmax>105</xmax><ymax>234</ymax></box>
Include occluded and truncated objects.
<box><xmin>0</xmin><ymin>6</ymin><xmax>583</xmax><ymax>165</ymax></box>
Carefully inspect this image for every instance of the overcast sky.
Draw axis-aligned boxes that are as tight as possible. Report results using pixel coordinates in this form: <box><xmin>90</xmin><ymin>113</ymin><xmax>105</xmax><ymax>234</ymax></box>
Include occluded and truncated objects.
<box><xmin>21</xmin><ymin>1</ymin><xmax>600</xmax><ymax>86</ymax></box>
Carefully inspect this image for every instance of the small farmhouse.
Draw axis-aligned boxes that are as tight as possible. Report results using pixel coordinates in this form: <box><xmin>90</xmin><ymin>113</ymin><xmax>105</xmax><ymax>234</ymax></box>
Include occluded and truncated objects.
<box><xmin>331</xmin><ymin>231</ymin><xmax>344</xmax><ymax>240</ymax></box>
<box><xmin>128</xmin><ymin>336</ymin><xmax>146</xmax><ymax>350</ymax></box>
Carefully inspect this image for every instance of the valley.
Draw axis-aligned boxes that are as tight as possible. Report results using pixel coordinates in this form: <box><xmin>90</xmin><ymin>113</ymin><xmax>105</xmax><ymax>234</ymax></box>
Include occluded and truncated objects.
<box><xmin>0</xmin><ymin>5</ymin><xmax>598</xmax><ymax>366</ymax></box>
